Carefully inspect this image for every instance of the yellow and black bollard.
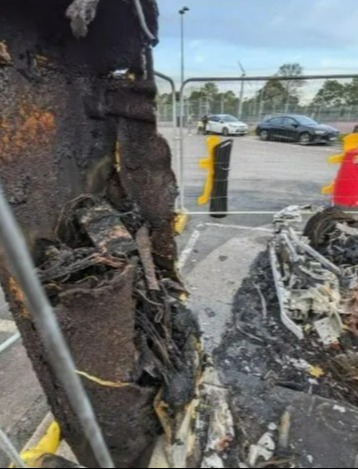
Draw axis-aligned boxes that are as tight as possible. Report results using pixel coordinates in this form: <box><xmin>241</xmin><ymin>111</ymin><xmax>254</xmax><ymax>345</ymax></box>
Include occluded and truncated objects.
<box><xmin>198</xmin><ymin>136</ymin><xmax>233</xmax><ymax>217</ymax></box>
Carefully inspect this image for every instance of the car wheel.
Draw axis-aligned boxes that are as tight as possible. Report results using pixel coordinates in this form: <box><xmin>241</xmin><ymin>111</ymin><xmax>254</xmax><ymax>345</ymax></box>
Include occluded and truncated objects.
<box><xmin>299</xmin><ymin>132</ymin><xmax>311</xmax><ymax>145</ymax></box>
<box><xmin>260</xmin><ymin>130</ymin><xmax>269</xmax><ymax>141</ymax></box>
<box><xmin>222</xmin><ymin>127</ymin><xmax>229</xmax><ymax>137</ymax></box>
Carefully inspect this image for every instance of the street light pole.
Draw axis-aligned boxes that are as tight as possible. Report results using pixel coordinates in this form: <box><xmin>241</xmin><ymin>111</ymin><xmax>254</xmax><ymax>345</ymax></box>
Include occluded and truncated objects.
<box><xmin>238</xmin><ymin>60</ymin><xmax>246</xmax><ymax>119</ymax></box>
<box><xmin>179</xmin><ymin>7</ymin><xmax>190</xmax><ymax>87</ymax></box>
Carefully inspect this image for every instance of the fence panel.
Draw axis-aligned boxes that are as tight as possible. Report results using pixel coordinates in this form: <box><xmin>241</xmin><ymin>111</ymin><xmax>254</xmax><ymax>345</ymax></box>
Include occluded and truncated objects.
<box><xmin>170</xmin><ymin>75</ymin><xmax>358</xmax><ymax>214</ymax></box>
<box><xmin>155</xmin><ymin>72</ymin><xmax>181</xmax><ymax>209</ymax></box>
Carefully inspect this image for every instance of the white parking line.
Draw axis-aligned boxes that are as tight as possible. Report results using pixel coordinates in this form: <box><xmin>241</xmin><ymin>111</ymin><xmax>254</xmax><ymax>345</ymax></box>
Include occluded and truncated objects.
<box><xmin>178</xmin><ymin>229</ymin><xmax>201</xmax><ymax>271</ymax></box>
<box><xmin>0</xmin><ymin>332</ymin><xmax>21</xmax><ymax>355</ymax></box>
<box><xmin>205</xmin><ymin>223</ymin><xmax>272</xmax><ymax>233</ymax></box>
<box><xmin>0</xmin><ymin>319</ymin><xmax>17</xmax><ymax>334</ymax></box>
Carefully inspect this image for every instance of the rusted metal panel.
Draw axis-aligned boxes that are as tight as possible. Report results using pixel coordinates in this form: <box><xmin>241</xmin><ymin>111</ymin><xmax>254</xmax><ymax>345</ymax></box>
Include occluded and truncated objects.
<box><xmin>0</xmin><ymin>0</ymin><xmax>159</xmax><ymax>244</ymax></box>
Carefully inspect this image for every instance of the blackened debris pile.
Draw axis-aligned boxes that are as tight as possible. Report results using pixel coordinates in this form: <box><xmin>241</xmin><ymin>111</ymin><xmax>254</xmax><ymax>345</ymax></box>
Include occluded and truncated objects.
<box><xmin>31</xmin><ymin>196</ymin><xmax>202</xmax><ymax>468</ymax></box>
<box><xmin>305</xmin><ymin>207</ymin><xmax>358</xmax><ymax>268</ymax></box>
<box><xmin>215</xmin><ymin>207</ymin><xmax>358</xmax><ymax>467</ymax></box>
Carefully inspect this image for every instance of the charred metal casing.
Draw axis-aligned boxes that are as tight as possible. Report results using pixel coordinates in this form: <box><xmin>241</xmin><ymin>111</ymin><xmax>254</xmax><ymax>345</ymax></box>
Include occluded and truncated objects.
<box><xmin>0</xmin><ymin>2</ymin><xmax>183</xmax><ymax>468</ymax></box>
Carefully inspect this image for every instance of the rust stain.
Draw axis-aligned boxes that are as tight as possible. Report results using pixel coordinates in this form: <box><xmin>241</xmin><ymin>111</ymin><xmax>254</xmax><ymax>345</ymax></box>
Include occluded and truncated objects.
<box><xmin>0</xmin><ymin>99</ymin><xmax>56</xmax><ymax>161</ymax></box>
<box><xmin>8</xmin><ymin>277</ymin><xmax>31</xmax><ymax>319</ymax></box>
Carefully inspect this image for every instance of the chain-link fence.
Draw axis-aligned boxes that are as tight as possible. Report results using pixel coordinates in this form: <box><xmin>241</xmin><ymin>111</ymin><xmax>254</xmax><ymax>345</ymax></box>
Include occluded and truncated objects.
<box><xmin>159</xmin><ymin>74</ymin><xmax>358</xmax><ymax>215</ymax></box>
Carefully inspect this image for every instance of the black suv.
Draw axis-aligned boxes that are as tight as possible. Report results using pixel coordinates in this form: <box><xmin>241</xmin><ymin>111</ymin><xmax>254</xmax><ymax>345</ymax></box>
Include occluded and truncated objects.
<box><xmin>256</xmin><ymin>114</ymin><xmax>339</xmax><ymax>145</ymax></box>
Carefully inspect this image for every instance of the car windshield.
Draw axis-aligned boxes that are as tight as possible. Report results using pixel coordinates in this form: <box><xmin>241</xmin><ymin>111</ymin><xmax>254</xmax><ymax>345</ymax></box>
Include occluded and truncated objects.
<box><xmin>222</xmin><ymin>115</ymin><xmax>238</xmax><ymax>123</ymax></box>
<box><xmin>294</xmin><ymin>116</ymin><xmax>318</xmax><ymax>126</ymax></box>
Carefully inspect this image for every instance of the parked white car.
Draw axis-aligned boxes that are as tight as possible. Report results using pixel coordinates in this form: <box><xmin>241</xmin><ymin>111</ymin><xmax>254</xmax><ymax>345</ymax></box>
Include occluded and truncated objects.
<box><xmin>205</xmin><ymin>114</ymin><xmax>249</xmax><ymax>136</ymax></box>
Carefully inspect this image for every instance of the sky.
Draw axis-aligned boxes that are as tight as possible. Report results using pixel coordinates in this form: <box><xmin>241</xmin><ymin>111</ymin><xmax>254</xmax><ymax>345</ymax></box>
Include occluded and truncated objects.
<box><xmin>154</xmin><ymin>0</ymin><xmax>358</xmax><ymax>83</ymax></box>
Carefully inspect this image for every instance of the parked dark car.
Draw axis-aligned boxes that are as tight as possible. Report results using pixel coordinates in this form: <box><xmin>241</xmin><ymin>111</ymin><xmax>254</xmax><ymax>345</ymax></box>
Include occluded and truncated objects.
<box><xmin>256</xmin><ymin>114</ymin><xmax>340</xmax><ymax>145</ymax></box>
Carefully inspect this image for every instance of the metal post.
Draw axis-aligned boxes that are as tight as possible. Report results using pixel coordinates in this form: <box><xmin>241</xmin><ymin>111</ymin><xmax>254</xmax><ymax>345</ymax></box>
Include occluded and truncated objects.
<box><xmin>238</xmin><ymin>61</ymin><xmax>246</xmax><ymax>119</ymax></box>
<box><xmin>239</xmin><ymin>80</ymin><xmax>245</xmax><ymax>118</ymax></box>
<box><xmin>180</xmin><ymin>14</ymin><xmax>184</xmax><ymax>86</ymax></box>
<box><xmin>179</xmin><ymin>85</ymin><xmax>184</xmax><ymax>210</ymax></box>
<box><xmin>154</xmin><ymin>72</ymin><xmax>178</xmax><ymax>209</ymax></box>
<box><xmin>259</xmin><ymin>87</ymin><xmax>265</xmax><ymax>120</ymax></box>
<box><xmin>285</xmin><ymin>85</ymin><xmax>290</xmax><ymax>113</ymax></box>
<box><xmin>179</xmin><ymin>7</ymin><xmax>190</xmax><ymax>87</ymax></box>
<box><xmin>0</xmin><ymin>428</ymin><xmax>26</xmax><ymax>468</ymax></box>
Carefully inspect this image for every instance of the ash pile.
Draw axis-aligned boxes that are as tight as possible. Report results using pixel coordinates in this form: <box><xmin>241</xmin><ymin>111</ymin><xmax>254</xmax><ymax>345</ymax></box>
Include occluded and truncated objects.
<box><xmin>216</xmin><ymin>206</ymin><xmax>358</xmax><ymax>469</ymax></box>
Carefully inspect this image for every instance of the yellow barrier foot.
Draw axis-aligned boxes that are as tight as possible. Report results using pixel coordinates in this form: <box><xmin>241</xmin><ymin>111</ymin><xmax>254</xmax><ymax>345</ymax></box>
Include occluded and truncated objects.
<box><xmin>321</xmin><ymin>182</ymin><xmax>335</xmax><ymax>196</ymax></box>
<box><xmin>175</xmin><ymin>211</ymin><xmax>189</xmax><ymax>235</ymax></box>
<box><xmin>10</xmin><ymin>421</ymin><xmax>60</xmax><ymax>468</ymax></box>
<box><xmin>197</xmin><ymin>136</ymin><xmax>221</xmax><ymax>206</ymax></box>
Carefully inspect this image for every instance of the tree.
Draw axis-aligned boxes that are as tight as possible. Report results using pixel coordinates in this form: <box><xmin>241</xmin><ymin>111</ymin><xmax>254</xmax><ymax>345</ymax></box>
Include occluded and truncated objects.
<box><xmin>254</xmin><ymin>79</ymin><xmax>299</xmax><ymax>116</ymax></box>
<box><xmin>345</xmin><ymin>77</ymin><xmax>358</xmax><ymax>105</ymax></box>
<box><xmin>201</xmin><ymin>82</ymin><xmax>219</xmax><ymax>100</ymax></box>
<box><xmin>258</xmin><ymin>79</ymin><xmax>288</xmax><ymax>107</ymax></box>
<box><xmin>312</xmin><ymin>80</ymin><xmax>346</xmax><ymax>108</ymax></box>
<box><xmin>188</xmin><ymin>82</ymin><xmax>220</xmax><ymax>116</ymax></box>
<box><xmin>214</xmin><ymin>90</ymin><xmax>239</xmax><ymax>116</ymax></box>
<box><xmin>277</xmin><ymin>63</ymin><xmax>305</xmax><ymax>112</ymax></box>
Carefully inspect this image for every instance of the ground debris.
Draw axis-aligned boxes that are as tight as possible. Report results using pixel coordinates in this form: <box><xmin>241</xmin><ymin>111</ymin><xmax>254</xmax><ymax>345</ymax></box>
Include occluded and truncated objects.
<box><xmin>136</xmin><ymin>225</ymin><xmax>160</xmax><ymax>291</ymax></box>
<box><xmin>270</xmin><ymin>206</ymin><xmax>358</xmax><ymax>342</ymax></box>
<box><xmin>154</xmin><ymin>366</ymin><xmax>236</xmax><ymax>469</ymax></box>
<box><xmin>78</xmin><ymin>201</ymin><xmax>136</xmax><ymax>255</ymax></box>
<box><xmin>0</xmin><ymin>40</ymin><xmax>11</xmax><ymax>65</ymax></box>
<box><xmin>35</xmin><ymin>454</ymin><xmax>83</xmax><ymax>468</ymax></box>
<box><xmin>40</xmin><ymin>195</ymin><xmax>200</xmax><ymax>389</ymax></box>
<box><xmin>248</xmin><ymin>431</ymin><xmax>275</xmax><ymax>467</ymax></box>
<box><xmin>215</xmin><ymin>206</ymin><xmax>358</xmax><ymax>467</ymax></box>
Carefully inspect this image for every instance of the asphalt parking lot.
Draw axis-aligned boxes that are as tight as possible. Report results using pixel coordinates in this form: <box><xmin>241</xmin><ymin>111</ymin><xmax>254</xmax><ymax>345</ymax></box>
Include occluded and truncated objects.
<box><xmin>160</xmin><ymin>128</ymin><xmax>339</xmax><ymax>212</ymax></box>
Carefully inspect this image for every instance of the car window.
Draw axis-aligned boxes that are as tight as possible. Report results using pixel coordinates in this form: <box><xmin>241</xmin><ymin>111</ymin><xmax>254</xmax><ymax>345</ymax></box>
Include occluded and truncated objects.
<box><xmin>283</xmin><ymin>117</ymin><xmax>297</xmax><ymax>127</ymax></box>
<box><xmin>295</xmin><ymin>116</ymin><xmax>318</xmax><ymax>126</ymax></box>
<box><xmin>209</xmin><ymin>116</ymin><xmax>219</xmax><ymax>122</ymax></box>
<box><xmin>269</xmin><ymin>117</ymin><xmax>283</xmax><ymax>126</ymax></box>
<box><xmin>222</xmin><ymin>115</ymin><xmax>238</xmax><ymax>123</ymax></box>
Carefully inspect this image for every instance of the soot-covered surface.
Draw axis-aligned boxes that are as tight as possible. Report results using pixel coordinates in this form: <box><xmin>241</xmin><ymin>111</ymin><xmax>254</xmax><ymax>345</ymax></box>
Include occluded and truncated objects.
<box><xmin>217</xmin><ymin>250</ymin><xmax>358</xmax><ymax>407</ymax></box>
<box><xmin>0</xmin><ymin>0</ymin><xmax>162</xmax><ymax>244</ymax></box>
<box><xmin>0</xmin><ymin>1</ymin><xmax>193</xmax><ymax>468</ymax></box>
<box><xmin>216</xmin><ymin>240</ymin><xmax>358</xmax><ymax>467</ymax></box>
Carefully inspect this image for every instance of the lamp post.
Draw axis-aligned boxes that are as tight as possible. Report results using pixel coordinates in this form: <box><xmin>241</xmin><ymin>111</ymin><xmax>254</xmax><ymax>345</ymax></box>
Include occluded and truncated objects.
<box><xmin>179</xmin><ymin>7</ymin><xmax>190</xmax><ymax>87</ymax></box>
<box><xmin>238</xmin><ymin>60</ymin><xmax>246</xmax><ymax>119</ymax></box>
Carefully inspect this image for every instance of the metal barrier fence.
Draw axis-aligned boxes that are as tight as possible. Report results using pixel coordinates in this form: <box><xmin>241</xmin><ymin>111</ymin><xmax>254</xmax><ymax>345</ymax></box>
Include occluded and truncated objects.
<box><xmin>154</xmin><ymin>72</ymin><xmax>180</xmax><ymax>211</ymax></box>
<box><xmin>172</xmin><ymin>74</ymin><xmax>358</xmax><ymax>215</ymax></box>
